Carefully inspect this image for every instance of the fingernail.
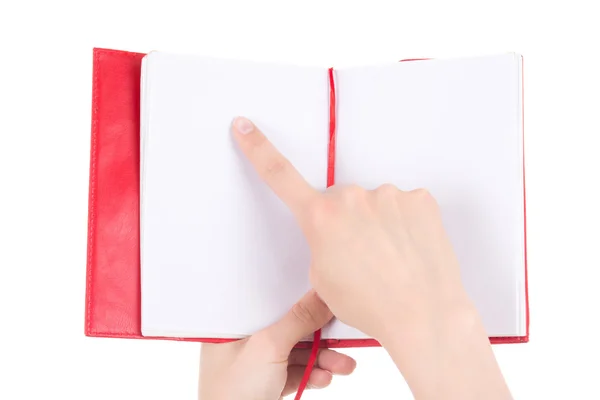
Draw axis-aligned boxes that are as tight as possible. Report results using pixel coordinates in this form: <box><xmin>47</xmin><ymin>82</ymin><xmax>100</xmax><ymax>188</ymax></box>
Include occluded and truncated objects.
<box><xmin>232</xmin><ymin>117</ymin><xmax>254</xmax><ymax>135</ymax></box>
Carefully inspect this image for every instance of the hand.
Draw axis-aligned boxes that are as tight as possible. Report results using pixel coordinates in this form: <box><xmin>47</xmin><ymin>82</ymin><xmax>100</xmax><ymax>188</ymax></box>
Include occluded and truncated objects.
<box><xmin>232</xmin><ymin>117</ymin><xmax>512</xmax><ymax>400</ymax></box>
<box><xmin>231</xmin><ymin>116</ymin><xmax>466</xmax><ymax>341</ymax></box>
<box><xmin>198</xmin><ymin>290</ymin><xmax>356</xmax><ymax>400</ymax></box>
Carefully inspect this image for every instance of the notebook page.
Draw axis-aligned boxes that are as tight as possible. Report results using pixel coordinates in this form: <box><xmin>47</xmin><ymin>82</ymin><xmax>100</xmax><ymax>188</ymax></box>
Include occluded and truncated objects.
<box><xmin>140</xmin><ymin>52</ymin><xmax>330</xmax><ymax>338</ymax></box>
<box><xmin>334</xmin><ymin>54</ymin><xmax>525</xmax><ymax>337</ymax></box>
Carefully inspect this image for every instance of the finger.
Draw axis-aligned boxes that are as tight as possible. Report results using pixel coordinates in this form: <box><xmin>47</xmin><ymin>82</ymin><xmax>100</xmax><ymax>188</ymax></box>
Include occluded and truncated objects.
<box><xmin>289</xmin><ymin>348</ymin><xmax>357</xmax><ymax>376</ymax></box>
<box><xmin>253</xmin><ymin>290</ymin><xmax>333</xmax><ymax>354</ymax></box>
<box><xmin>231</xmin><ymin>117</ymin><xmax>319</xmax><ymax>216</ymax></box>
<box><xmin>282</xmin><ymin>366</ymin><xmax>333</xmax><ymax>396</ymax></box>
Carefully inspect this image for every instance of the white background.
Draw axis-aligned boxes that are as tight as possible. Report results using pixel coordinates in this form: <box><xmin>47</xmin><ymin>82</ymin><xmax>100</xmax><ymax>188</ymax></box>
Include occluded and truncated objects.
<box><xmin>0</xmin><ymin>0</ymin><xmax>598</xmax><ymax>398</ymax></box>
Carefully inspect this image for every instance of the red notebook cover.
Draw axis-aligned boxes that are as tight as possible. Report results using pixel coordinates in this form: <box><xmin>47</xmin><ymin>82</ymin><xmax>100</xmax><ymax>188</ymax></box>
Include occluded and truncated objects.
<box><xmin>85</xmin><ymin>48</ymin><xmax>529</xmax><ymax>346</ymax></box>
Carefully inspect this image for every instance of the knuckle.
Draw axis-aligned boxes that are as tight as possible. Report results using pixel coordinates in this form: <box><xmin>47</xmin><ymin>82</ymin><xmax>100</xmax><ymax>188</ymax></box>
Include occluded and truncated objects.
<box><xmin>345</xmin><ymin>184</ymin><xmax>364</xmax><ymax>195</ymax></box>
<box><xmin>262</xmin><ymin>157</ymin><xmax>287</xmax><ymax>179</ymax></box>
<box><xmin>247</xmin><ymin>134</ymin><xmax>286</xmax><ymax>180</ymax></box>
<box><xmin>291</xmin><ymin>301</ymin><xmax>316</xmax><ymax>325</ymax></box>
<box><xmin>341</xmin><ymin>184</ymin><xmax>366</xmax><ymax>203</ymax></box>
<box><xmin>411</xmin><ymin>188</ymin><xmax>438</xmax><ymax>207</ymax></box>
<box><xmin>376</xmin><ymin>183</ymin><xmax>398</xmax><ymax>198</ymax></box>
<box><xmin>247</xmin><ymin>130</ymin><xmax>269</xmax><ymax>151</ymax></box>
<box><xmin>411</xmin><ymin>188</ymin><xmax>431</xmax><ymax>198</ymax></box>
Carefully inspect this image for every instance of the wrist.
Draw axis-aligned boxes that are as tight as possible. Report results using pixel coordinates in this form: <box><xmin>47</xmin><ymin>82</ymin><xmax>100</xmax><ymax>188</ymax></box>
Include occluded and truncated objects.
<box><xmin>376</xmin><ymin>283</ymin><xmax>479</xmax><ymax>345</ymax></box>
<box><xmin>378</xmin><ymin>295</ymin><xmax>511</xmax><ymax>399</ymax></box>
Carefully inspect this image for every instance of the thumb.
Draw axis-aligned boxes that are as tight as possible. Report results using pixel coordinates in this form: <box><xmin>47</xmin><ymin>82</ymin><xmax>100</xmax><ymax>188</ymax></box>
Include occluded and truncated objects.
<box><xmin>254</xmin><ymin>290</ymin><xmax>333</xmax><ymax>354</ymax></box>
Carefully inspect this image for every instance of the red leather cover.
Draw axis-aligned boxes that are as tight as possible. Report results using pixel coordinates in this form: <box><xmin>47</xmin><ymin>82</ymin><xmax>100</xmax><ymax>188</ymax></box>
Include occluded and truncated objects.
<box><xmin>85</xmin><ymin>48</ymin><xmax>528</xmax><ymax>346</ymax></box>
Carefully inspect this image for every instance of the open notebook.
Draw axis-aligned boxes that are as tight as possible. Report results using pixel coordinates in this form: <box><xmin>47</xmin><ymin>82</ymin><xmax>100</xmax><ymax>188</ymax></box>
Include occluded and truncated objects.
<box><xmin>138</xmin><ymin>52</ymin><xmax>527</xmax><ymax>341</ymax></box>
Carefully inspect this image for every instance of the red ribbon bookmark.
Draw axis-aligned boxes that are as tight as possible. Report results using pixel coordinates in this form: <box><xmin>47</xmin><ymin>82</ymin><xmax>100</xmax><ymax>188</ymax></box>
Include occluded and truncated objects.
<box><xmin>294</xmin><ymin>67</ymin><xmax>337</xmax><ymax>400</ymax></box>
<box><xmin>327</xmin><ymin>67</ymin><xmax>337</xmax><ymax>188</ymax></box>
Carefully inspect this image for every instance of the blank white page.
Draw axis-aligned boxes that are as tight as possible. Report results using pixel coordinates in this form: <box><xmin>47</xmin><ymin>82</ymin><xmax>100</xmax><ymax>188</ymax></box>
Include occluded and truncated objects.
<box><xmin>140</xmin><ymin>52</ymin><xmax>331</xmax><ymax>338</ymax></box>
<box><xmin>335</xmin><ymin>54</ymin><xmax>526</xmax><ymax>337</ymax></box>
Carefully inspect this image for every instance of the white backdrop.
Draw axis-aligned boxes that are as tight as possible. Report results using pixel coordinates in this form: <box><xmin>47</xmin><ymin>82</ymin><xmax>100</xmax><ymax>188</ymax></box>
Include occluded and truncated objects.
<box><xmin>1</xmin><ymin>0</ymin><xmax>599</xmax><ymax>398</ymax></box>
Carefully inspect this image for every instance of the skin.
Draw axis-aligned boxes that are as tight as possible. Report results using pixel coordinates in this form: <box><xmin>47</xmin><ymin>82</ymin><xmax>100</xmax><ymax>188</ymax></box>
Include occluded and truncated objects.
<box><xmin>199</xmin><ymin>290</ymin><xmax>355</xmax><ymax>399</ymax></box>
<box><xmin>198</xmin><ymin>117</ymin><xmax>512</xmax><ymax>400</ymax></box>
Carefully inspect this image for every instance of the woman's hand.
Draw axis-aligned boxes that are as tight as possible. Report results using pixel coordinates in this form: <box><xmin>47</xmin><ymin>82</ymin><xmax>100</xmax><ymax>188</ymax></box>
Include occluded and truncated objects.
<box><xmin>231</xmin><ymin>116</ymin><xmax>466</xmax><ymax>340</ymax></box>
<box><xmin>199</xmin><ymin>290</ymin><xmax>356</xmax><ymax>400</ymax></box>
<box><xmin>231</xmin><ymin>116</ymin><xmax>512</xmax><ymax>400</ymax></box>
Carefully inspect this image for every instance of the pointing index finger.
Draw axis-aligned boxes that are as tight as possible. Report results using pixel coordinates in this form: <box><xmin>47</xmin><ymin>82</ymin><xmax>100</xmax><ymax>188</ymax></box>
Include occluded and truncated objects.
<box><xmin>231</xmin><ymin>117</ymin><xmax>319</xmax><ymax>216</ymax></box>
